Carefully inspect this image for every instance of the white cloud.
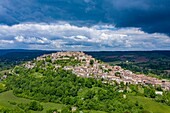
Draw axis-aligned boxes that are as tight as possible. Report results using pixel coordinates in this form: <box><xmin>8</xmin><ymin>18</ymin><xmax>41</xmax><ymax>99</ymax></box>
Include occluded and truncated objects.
<box><xmin>0</xmin><ymin>39</ymin><xmax>14</xmax><ymax>48</ymax></box>
<box><xmin>0</xmin><ymin>22</ymin><xmax>170</xmax><ymax>51</ymax></box>
<box><xmin>14</xmin><ymin>36</ymin><xmax>50</xmax><ymax>44</ymax></box>
<box><xmin>0</xmin><ymin>40</ymin><xmax>14</xmax><ymax>44</ymax></box>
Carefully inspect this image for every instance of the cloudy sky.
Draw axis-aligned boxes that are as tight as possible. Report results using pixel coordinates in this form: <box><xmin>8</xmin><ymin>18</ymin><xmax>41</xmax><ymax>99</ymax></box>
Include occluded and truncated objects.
<box><xmin>0</xmin><ymin>0</ymin><xmax>170</xmax><ymax>51</ymax></box>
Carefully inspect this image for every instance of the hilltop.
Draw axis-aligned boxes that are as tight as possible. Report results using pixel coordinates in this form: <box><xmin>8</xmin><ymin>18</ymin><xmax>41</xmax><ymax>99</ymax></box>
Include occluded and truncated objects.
<box><xmin>23</xmin><ymin>52</ymin><xmax>170</xmax><ymax>91</ymax></box>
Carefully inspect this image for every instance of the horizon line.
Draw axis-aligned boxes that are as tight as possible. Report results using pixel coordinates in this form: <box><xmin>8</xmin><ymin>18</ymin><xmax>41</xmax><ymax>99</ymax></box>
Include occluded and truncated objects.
<box><xmin>0</xmin><ymin>49</ymin><xmax>170</xmax><ymax>52</ymax></box>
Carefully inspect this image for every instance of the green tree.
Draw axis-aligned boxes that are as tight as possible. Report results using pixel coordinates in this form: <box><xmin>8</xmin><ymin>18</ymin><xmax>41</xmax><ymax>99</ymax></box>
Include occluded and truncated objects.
<box><xmin>90</xmin><ymin>60</ymin><xmax>94</xmax><ymax>66</ymax></box>
<box><xmin>29</xmin><ymin>101</ymin><xmax>43</xmax><ymax>111</ymax></box>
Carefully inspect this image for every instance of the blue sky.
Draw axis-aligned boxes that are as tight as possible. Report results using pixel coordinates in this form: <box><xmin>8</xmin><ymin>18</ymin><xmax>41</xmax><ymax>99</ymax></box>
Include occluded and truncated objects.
<box><xmin>0</xmin><ymin>0</ymin><xmax>170</xmax><ymax>51</ymax></box>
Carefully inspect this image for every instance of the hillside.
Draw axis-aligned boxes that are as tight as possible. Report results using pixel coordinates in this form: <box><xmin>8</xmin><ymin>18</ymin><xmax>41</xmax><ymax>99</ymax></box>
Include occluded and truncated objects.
<box><xmin>0</xmin><ymin>51</ymin><xmax>170</xmax><ymax>113</ymax></box>
<box><xmin>22</xmin><ymin>52</ymin><xmax>170</xmax><ymax>91</ymax></box>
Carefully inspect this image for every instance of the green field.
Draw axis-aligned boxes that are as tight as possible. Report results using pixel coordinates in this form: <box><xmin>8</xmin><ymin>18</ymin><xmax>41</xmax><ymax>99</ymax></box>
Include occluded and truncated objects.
<box><xmin>0</xmin><ymin>90</ymin><xmax>64</xmax><ymax>113</ymax></box>
<box><xmin>129</xmin><ymin>96</ymin><xmax>170</xmax><ymax>113</ymax></box>
<box><xmin>0</xmin><ymin>91</ymin><xmax>106</xmax><ymax>113</ymax></box>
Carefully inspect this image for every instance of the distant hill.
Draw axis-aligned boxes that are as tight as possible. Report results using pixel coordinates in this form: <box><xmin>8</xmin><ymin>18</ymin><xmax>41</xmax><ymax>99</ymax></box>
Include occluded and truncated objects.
<box><xmin>0</xmin><ymin>49</ymin><xmax>58</xmax><ymax>61</ymax></box>
<box><xmin>1</xmin><ymin>49</ymin><xmax>170</xmax><ymax>61</ymax></box>
<box><xmin>85</xmin><ymin>51</ymin><xmax>170</xmax><ymax>62</ymax></box>
<box><xmin>0</xmin><ymin>49</ymin><xmax>56</xmax><ymax>56</ymax></box>
<box><xmin>0</xmin><ymin>49</ymin><xmax>57</xmax><ymax>70</ymax></box>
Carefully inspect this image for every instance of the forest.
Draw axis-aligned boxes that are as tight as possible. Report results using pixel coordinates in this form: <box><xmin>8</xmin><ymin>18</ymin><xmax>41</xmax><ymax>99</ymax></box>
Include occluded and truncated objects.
<box><xmin>4</xmin><ymin>66</ymin><xmax>143</xmax><ymax>113</ymax></box>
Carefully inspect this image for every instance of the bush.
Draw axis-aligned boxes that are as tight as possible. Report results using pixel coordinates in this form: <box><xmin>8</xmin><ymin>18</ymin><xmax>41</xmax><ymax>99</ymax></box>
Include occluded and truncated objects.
<box><xmin>29</xmin><ymin>101</ymin><xmax>43</xmax><ymax>111</ymax></box>
<box><xmin>17</xmin><ymin>101</ymin><xmax>43</xmax><ymax>111</ymax></box>
<box><xmin>8</xmin><ymin>101</ymin><xmax>17</xmax><ymax>105</ymax></box>
<box><xmin>46</xmin><ymin>108</ymin><xmax>59</xmax><ymax>113</ymax></box>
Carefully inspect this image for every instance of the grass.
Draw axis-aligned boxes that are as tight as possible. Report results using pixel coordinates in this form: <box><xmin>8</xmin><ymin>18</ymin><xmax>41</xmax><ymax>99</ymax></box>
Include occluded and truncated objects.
<box><xmin>2</xmin><ymin>90</ymin><xmax>169</xmax><ymax>113</ymax></box>
<box><xmin>0</xmin><ymin>91</ymin><xmax>106</xmax><ymax>113</ymax></box>
<box><xmin>129</xmin><ymin>96</ymin><xmax>170</xmax><ymax>113</ymax></box>
<box><xmin>0</xmin><ymin>90</ymin><xmax>65</xmax><ymax>113</ymax></box>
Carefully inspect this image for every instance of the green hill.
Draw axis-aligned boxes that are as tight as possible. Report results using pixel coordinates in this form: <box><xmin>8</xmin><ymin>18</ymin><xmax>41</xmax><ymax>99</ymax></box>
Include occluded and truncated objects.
<box><xmin>0</xmin><ymin>52</ymin><xmax>170</xmax><ymax>113</ymax></box>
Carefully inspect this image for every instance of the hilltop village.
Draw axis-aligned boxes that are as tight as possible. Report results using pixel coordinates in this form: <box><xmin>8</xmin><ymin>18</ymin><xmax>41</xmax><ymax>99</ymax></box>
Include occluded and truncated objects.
<box><xmin>24</xmin><ymin>52</ymin><xmax>170</xmax><ymax>91</ymax></box>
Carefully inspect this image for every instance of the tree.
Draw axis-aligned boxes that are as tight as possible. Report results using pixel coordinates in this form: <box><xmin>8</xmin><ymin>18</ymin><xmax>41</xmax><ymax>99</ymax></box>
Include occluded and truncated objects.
<box><xmin>29</xmin><ymin>101</ymin><xmax>43</xmax><ymax>111</ymax></box>
<box><xmin>84</xmin><ymin>90</ymin><xmax>95</xmax><ymax>99</ymax></box>
<box><xmin>150</xmin><ymin>89</ymin><xmax>156</xmax><ymax>98</ymax></box>
<box><xmin>46</xmin><ymin>56</ymin><xmax>52</xmax><ymax>63</ymax></box>
<box><xmin>144</xmin><ymin>87</ymin><xmax>156</xmax><ymax>98</ymax></box>
<box><xmin>90</xmin><ymin>60</ymin><xmax>94</xmax><ymax>66</ymax></box>
<box><xmin>115</xmin><ymin>72</ymin><xmax>121</xmax><ymax>77</ymax></box>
